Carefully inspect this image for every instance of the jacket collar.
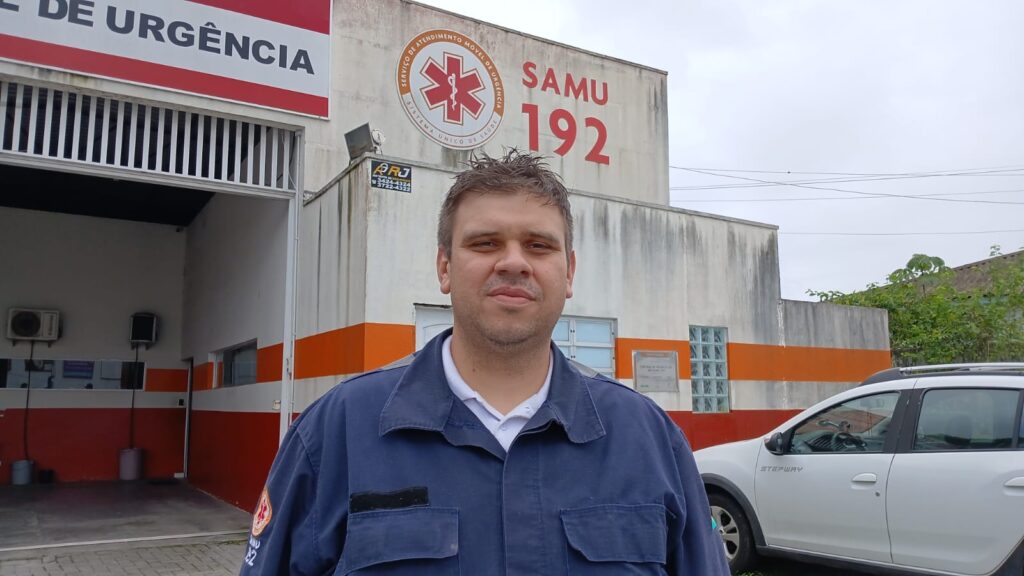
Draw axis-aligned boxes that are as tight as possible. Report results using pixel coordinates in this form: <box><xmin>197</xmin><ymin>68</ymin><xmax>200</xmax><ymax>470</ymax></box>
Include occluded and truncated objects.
<box><xmin>379</xmin><ymin>328</ymin><xmax>605</xmax><ymax>444</ymax></box>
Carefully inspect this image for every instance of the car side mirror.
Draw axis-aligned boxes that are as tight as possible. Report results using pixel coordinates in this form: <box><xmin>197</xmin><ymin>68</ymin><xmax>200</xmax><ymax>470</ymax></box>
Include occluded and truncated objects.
<box><xmin>764</xmin><ymin>432</ymin><xmax>785</xmax><ymax>455</ymax></box>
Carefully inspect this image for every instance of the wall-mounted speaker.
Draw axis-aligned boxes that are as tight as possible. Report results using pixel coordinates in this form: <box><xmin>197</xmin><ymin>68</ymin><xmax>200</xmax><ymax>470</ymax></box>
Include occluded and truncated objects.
<box><xmin>130</xmin><ymin>313</ymin><xmax>158</xmax><ymax>346</ymax></box>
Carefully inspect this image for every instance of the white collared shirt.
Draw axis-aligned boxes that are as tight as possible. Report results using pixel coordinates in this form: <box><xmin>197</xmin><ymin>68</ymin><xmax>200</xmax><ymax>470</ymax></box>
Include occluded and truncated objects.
<box><xmin>441</xmin><ymin>335</ymin><xmax>552</xmax><ymax>451</ymax></box>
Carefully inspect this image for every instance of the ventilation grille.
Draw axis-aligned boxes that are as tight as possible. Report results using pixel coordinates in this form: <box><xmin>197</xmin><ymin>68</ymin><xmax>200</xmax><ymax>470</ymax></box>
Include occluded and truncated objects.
<box><xmin>0</xmin><ymin>80</ymin><xmax>298</xmax><ymax>193</ymax></box>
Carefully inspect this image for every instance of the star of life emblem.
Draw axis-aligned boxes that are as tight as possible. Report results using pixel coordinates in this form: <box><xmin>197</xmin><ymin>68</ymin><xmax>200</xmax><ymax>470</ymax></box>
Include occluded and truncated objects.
<box><xmin>397</xmin><ymin>30</ymin><xmax>504</xmax><ymax>150</ymax></box>
<box><xmin>251</xmin><ymin>487</ymin><xmax>273</xmax><ymax>537</ymax></box>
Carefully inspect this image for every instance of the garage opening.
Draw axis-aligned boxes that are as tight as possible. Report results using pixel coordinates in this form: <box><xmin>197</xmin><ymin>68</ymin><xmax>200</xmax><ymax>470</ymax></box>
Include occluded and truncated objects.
<box><xmin>0</xmin><ymin>79</ymin><xmax>302</xmax><ymax>549</ymax></box>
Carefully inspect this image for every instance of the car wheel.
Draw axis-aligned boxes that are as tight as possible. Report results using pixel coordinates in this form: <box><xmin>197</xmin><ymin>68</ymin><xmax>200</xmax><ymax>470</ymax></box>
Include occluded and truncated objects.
<box><xmin>709</xmin><ymin>492</ymin><xmax>756</xmax><ymax>573</ymax></box>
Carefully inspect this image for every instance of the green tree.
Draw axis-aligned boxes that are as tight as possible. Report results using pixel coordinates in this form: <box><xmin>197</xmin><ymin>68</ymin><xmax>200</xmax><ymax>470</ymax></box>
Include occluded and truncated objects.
<box><xmin>808</xmin><ymin>250</ymin><xmax>1024</xmax><ymax>366</ymax></box>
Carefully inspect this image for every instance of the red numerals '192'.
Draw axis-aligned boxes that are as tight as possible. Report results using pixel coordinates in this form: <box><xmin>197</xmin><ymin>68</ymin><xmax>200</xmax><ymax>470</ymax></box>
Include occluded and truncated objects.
<box><xmin>522</xmin><ymin>104</ymin><xmax>610</xmax><ymax>165</ymax></box>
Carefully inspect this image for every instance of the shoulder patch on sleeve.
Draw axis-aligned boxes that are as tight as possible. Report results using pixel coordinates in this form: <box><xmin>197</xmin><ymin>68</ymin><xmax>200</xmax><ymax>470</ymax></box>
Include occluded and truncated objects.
<box><xmin>251</xmin><ymin>487</ymin><xmax>273</xmax><ymax>537</ymax></box>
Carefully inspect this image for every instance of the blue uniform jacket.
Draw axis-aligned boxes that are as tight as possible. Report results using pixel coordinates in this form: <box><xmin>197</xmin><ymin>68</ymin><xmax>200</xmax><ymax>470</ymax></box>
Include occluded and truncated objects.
<box><xmin>241</xmin><ymin>330</ymin><xmax>730</xmax><ymax>575</ymax></box>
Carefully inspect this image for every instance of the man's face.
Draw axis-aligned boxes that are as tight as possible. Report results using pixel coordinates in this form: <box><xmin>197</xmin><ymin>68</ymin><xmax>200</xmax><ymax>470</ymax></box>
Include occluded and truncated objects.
<box><xmin>437</xmin><ymin>189</ymin><xmax>575</xmax><ymax>350</ymax></box>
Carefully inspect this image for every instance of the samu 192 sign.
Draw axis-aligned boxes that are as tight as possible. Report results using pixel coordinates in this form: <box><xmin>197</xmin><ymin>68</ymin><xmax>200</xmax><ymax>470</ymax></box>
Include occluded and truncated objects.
<box><xmin>0</xmin><ymin>0</ymin><xmax>331</xmax><ymax>116</ymax></box>
<box><xmin>521</xmin><ymin>61</ymin><xmax>610</xmax><ymax>165</ymax></box>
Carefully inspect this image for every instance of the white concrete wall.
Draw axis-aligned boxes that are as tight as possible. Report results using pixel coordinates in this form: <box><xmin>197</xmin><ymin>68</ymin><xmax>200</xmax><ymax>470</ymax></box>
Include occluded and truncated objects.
<box><xmin>181</xmin><ymin>194</ymin><xmax>288</xmax><ymax>360</ymax></box>
<box><xmin>0</xmin><ymin>207</ymin><xmax>185</xmax><ymax>366</ymax></box>
<box><xmin>297</xmin><ymin>168</ymin><xmax>368</xmax><ymax>337</ymax></box>
<box><xmin>348</xmin><ymin>159</ymin><xmax>780</xmax><ymax>343</ymax></box>
<box><xmin>316</xmin><ymin>0</ymin><xmax>669</xmax><ymax>203</ymax></box>
<box><xmin>782</xmin><ymin>299</ymin><xmax>890</xmax><ymax>349</ymax></box>
<box><xmin>301</xmin><ymin>157</ymin><xmax>782</xmax><ymax>351</ymax></box>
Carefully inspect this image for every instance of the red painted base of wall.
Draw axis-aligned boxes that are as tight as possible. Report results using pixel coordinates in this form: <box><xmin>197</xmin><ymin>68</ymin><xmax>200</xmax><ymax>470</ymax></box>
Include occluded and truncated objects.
<box><xmin>667</xmin><ymin>410</ymin><xmax>801</xmax><ymax>451</ymax></box>
<box><xmin>0</xmin><ymin>408</ymin><xmax>185</xmax><ymax>484</ymax></box>
<box><xmin>188</xmin><ymin>410</ymin><xmax>279</xmax><ymax>512</ymax></box>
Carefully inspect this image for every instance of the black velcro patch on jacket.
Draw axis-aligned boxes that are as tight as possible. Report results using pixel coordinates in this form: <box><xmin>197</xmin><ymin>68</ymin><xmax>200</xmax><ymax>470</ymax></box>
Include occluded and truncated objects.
<box><xmin>350</xmin><ymin>486</ymin><xmax>429</xmax><ymax>514</ymax></box>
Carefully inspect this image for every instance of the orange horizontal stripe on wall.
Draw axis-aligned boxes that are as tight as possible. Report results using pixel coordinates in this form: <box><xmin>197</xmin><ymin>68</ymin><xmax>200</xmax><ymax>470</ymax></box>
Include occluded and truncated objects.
<box><xmin>615</xmin><ymin>338</ymin><xmax>691</xmax><ymax>379</ymax></box>
<box><xmin>728</xmin><ymin>343</ymin><xmax>891</xmax><ymax>383</ymax></box>
<box><xmin>616</xmin><ymin>338</ymin><xmax>891</xmax><ymax>383</ymax></box>
<box><xmin>295</xmin><ymin>323</ymin><xmax>415</xmax><ymax>380</ymax></box>
<box><xmin>193</xmin><ymin>362</ymin><xmax>214</xmax><ymax>391</ymax></box>
<box><xmin>145</xmin><ymin>368</ymin><xmax>188</xmax><ymax>392</ymax></box>
<box><xmin>257</xmin><ymin>343</ymin><xmax>284</xmax><ymax>383</ymax></box>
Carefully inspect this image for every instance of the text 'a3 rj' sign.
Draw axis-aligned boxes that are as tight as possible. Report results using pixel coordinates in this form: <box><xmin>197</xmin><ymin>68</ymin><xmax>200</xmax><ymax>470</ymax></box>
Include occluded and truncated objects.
<box><xmin>370</xmin><ymin>160</ymin><xmax>412</xmax><ymax>193</ymax></box>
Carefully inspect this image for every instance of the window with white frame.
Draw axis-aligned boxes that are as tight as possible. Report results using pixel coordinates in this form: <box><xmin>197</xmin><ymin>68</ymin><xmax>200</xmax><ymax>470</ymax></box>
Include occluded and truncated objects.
<box><xmin>221</xmin><ymin>341</ymin><xmax>258</xmax><ymax>387</ymax></box>
<box><xmin>689</xmin><ymin>326</ymin><xmax>729</xmax><ymax>413</ymax></box>
<box><xmin>553</xmin><ymin>317</ymin><xmax>616</xmax><ymax>377</ymax></box>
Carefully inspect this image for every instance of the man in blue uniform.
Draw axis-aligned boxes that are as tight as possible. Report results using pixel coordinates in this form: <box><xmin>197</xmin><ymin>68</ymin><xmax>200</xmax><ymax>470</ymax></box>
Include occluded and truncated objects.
<box><xmin>240</xmin><ymin>151</ymin><xmax>730</xmax><ymax>575</ymax></box>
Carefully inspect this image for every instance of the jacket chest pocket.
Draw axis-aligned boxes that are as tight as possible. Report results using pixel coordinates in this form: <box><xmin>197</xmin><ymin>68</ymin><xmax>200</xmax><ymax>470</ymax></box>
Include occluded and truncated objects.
<box><xmin>336</xmin><ymin>507</ymin><xmax>459</xmax><ymax>575</ymax></box>
<box><xmin>560</xmin><ymin>504</ymin><xmax>668</xmax><ymax>575</ymax></box>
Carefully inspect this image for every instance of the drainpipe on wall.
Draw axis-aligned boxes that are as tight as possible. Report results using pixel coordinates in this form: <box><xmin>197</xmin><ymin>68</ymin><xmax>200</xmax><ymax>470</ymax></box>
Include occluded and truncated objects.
<box><xmin>279</xmin><ymin>153</ymin><xmax>302</xmax><ymax>443</ymax></box>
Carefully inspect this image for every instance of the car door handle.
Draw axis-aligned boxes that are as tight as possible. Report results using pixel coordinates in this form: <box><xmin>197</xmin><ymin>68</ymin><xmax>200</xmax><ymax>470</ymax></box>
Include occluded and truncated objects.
<box><xmin>1005</xmin><ymin>477</ymin><xmax>1024</xmax><ymax>488</ymax></box>
<box><xmin>852</xmin><ymin>473</ymin><xmax>877</xmax><ymax>484</ymax></box>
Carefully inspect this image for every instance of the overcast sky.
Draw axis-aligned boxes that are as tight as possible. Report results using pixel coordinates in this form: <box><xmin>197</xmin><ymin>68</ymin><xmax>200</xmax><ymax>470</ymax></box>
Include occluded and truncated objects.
<box><xmin>417</xmin><ymin>0</ymin><xmax>1024</xmax><ymax>300</ymax></box>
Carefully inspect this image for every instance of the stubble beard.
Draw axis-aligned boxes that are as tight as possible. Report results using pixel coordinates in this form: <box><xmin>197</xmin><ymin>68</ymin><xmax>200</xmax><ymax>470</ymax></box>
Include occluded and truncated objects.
<box><xmin>455</xmin><ymin>281</ymin><xmax>561</xmax><ymax>355</ymax></box>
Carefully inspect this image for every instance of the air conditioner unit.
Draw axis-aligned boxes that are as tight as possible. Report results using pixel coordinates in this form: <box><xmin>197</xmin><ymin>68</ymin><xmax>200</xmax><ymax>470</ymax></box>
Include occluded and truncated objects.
<box><xmin>6</xmin><ymin>308</ymin><xmax>61</xmax><ymax>341</ymax></box>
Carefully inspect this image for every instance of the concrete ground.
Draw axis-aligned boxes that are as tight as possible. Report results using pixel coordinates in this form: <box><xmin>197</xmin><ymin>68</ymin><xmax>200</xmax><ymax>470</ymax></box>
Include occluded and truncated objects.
<box><xmin>0</xmin><ymin>481</ymin><xmax>250</xmax><ymax>575</ymax></box>
<box><xmin>0</xmin><ymin>537</ymin><xmax>246</xmax><ymax>576</ymax></box>
<box><xmin>0</xmin><ymin>481</ymin><xmax>249</xmax><ymax>552</ymax></box>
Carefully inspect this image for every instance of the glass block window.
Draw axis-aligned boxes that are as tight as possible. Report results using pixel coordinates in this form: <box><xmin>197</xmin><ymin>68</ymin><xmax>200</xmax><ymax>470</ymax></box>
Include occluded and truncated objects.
<box><xmin>553</xmin><ymin>317</ymin><xmax>615</xmax><ymax>377</ymax></box>
<box><xmin>689</xmin><ymin>326</ymin><xmax>729</xmax><ymax>413</ymax></box>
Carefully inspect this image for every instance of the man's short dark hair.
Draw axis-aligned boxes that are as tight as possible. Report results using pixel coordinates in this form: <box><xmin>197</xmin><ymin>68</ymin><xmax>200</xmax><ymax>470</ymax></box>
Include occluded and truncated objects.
<box><xmin>437</xmin><ymin>150</ymin><xmax>573</xmax><ymax>257</ymax></box>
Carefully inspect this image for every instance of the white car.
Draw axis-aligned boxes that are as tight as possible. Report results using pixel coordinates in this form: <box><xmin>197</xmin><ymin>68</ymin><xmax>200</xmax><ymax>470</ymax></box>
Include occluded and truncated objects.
<box><xmin>695</xmin><ymin>363</ymin><xmax>1024</xmax><ymax>575</ymax></box>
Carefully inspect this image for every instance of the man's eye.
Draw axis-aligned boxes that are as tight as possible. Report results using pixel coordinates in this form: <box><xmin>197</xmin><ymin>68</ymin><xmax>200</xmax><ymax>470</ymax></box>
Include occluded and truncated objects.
<box><xmin>528</xmin><ymin>242</ymin><xmax>552</xmax><ymax>250</ymax></box>
<box><xmin>472</xmin><ymin>241</ymin><xmax>496</xmax><ymax>248</ymax></box>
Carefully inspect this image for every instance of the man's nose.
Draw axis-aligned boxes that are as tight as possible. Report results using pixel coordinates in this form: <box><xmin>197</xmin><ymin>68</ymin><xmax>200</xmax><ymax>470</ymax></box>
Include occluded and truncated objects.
<box><xmin>495</xmin><ymin>244</ymin><xmax>531</xmax><ymax>275</ymax></box>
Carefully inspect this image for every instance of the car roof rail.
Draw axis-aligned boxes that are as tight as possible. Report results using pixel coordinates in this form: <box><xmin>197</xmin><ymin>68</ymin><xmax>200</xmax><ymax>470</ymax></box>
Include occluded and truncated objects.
<box><xmin>860</xmin><ymin>363</ymin><xmax>1024</xmax><ymax>385</ymax></box>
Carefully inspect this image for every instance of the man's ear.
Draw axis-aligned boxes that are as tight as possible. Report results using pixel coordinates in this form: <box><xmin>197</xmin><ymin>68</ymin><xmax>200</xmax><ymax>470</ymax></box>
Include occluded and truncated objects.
<box><xmin>437</xmin><ymin>246</ymin><xmax>452</xmax><ymax>295</ymax></box>
<box><xmin>566</xmin><ymin>250</ymin><xmax>576</xmax><ymax>299</ymax></box>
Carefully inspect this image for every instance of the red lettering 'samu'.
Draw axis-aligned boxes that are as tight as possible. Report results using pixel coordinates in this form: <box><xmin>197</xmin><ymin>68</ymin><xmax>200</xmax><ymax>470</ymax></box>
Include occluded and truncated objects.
<box><xmin>521</xmin><ymin>61</ymin><xmax>608</xmax><ymax>105</ymax></box>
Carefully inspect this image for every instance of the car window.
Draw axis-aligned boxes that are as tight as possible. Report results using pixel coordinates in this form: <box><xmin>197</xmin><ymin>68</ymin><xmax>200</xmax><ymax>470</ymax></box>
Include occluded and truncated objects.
<box><xmin>914</xmin><ymin>388</ymin><xmax>1020</xmax><ymax>452</ymax></box>
<box><xmin>790</xmin><ymin>392</ymin><xmax>900</xmax><ymax>454</ymax></box>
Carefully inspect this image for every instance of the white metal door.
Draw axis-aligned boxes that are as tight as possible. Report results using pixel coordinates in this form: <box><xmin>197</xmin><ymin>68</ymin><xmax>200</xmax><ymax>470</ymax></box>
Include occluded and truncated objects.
<box><xmin>887</xmin><ymin>384</ymin><xmax>1024</xmax><ymax>574</ymax></box>
<box><xmin>414</xmin><ymin>306</ymin><xmax>452</xmax><ymax>350</ymax></box>
<box><xmin>755</xmin><ymin>391</ymin><xmax>901</xmax><ymax>563</ymax></box>
<box><xmin>756</xmin><ymin>451</ymin><xmax>894</xmax><ymax>562</ymax></box>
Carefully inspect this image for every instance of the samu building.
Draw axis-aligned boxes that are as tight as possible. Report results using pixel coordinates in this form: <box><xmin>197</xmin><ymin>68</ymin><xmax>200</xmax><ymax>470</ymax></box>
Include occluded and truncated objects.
<box><xmin>0</xmin><ymin>0</ymin><xmax>889</xmax><ymax>511</ymax></box>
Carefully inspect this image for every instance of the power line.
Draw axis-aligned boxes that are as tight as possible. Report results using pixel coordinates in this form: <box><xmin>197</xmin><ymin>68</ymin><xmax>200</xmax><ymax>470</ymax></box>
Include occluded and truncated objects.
<box><xmin>670</xmin><ymin>164</ymin><xmax>1024</xmax><ymax>177</ymax></box>
<box><xmin>781</xmin><ymin>228</ymin><xmax>1024</xmax><ymax>237</ymax></box>
<box><xmin>673</xmin><ymin>167</ymin><xmax>1024</xmax><ymax>206</ymax></box>
<box><xmin>668</xmin><ymin>167</ymin><xmax>1024</xmax><ymax>191</ymax></box>
<box><xmin>673</xmin><ymin>188</ymin><xmax>1024</xmax><ymax>203</ymax></box>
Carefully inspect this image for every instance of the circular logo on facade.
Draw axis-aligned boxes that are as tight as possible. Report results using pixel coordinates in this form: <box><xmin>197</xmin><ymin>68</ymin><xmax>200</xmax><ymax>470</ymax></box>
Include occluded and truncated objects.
<box><xmin>397</xmin><ymin>29</ymin><xmax>504</xmax><ymax>150</ymax></box>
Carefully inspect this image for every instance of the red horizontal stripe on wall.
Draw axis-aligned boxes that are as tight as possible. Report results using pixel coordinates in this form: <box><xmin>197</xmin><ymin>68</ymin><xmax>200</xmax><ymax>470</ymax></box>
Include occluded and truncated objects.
<box><xmin>188</xmin><ymin>410</ymin><xmax>279</xmax><ymax>511</ymax></box>
<box><xmin>668</xmin><ymin>409</ymin><xmax>800</xmax><ymax>451</ymax></box>
<box><xmin>0</xmin><ymin>35</ymin><xmax>328</xmax><ymax>116</ymax></box>
<box><xmin>0</xmin><ymin>407</ymin><xmax>184</xmax><ymax>484</ymax></box>
<box><xmin>185</xmin><ymin>0</ymin><xmax>331</xmax><ymax>33</ymax></box>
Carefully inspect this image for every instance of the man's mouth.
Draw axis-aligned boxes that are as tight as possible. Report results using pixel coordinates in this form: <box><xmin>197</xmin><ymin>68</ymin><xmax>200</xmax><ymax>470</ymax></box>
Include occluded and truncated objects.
<box><xmin>487</xmin><ymin>286</ymin><xmax>536</xmax><ymax>303</ymax></box>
